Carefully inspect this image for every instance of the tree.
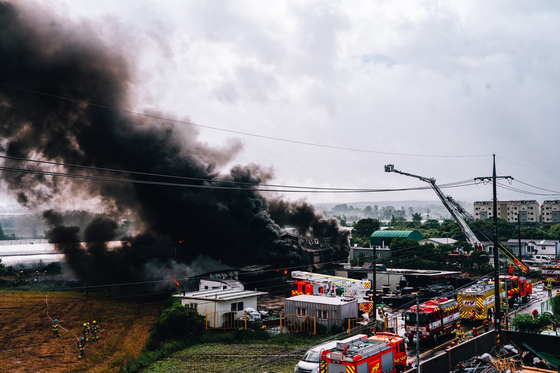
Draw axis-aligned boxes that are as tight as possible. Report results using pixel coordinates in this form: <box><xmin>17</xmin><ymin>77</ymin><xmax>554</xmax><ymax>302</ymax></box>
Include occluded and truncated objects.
<box><xmin>364</xmin><ymin>206</ymin><xmax>373</xmax><ymax>217</ymax></box>
<box><xmin>0</xmin><ymin>258</ymin><xmax>6</xmax><ymax>275</ymax></box>
<box><xmin>351</xmin><ymin>218</ymin><xmax>381</xmax><ymax>241</ymax></box>
<box><xmin>411</xmin><ymin>213</ymin><xmax>422</xmax><ymax>228</ymax></box>
<box><xmin>511</xmin><ymin>313</ymin><xmax>552</xmax><ymax>333</ymax></box>
<box><xmin>333</xmin><ymin>204</ymin><xmax>349</xmax><ymax>212</ymax></box>
<box><xmin>422</xmin><ymin>219</ymin><xmax>440</xmax><ymax>230</ymax></box>
<box><xmin>389</xmin><ymin>215</ymin><xmax>406</xmax><ymax>227</ymax></box>
<box><xmin>150</xmin><ymin>303</ymin><xmax>205</xmax><ymax>343</ymax></box>
<box><xmin>549</xmin><ymin>224</ymin><xmax>560</xmax><ymax>239</ymax></box>
<box><xmin>463</xmin><ymin>251</ymin><xmax>490</xmax><ymax>271</ymax></box>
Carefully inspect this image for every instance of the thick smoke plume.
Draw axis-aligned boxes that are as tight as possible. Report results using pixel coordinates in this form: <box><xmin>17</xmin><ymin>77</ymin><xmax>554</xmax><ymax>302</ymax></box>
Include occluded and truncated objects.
<box><xmin>0</xmin><ymin>2</ymin><xmax>349</xmax><ymax>287</ymax></box>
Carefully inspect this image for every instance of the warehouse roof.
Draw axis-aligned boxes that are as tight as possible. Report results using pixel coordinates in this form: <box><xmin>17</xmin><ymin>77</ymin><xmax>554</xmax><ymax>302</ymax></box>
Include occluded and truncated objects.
<box><xmin>370</xmin><ymin>230</ymin><xmax>423</xmax><ymax>245</ymax></box>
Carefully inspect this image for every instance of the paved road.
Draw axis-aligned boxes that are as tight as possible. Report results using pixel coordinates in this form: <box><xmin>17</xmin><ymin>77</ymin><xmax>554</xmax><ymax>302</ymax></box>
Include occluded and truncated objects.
<box><xmin>384</xmin><ymin>281</ymin><xmax>558</xmax><ymax>363</ymax></box>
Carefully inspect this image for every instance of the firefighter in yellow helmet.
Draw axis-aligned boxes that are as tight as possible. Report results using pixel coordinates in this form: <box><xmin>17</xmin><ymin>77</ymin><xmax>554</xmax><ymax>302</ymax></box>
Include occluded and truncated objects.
<box><xmin>82</xmin><ymin>323</ymin><xmax>90</xmax><ymax>341</ymax></box>
<box><xmin>91</xmin><ymin>320</ymin><xmax>99</xmax><ymax>341</ymax></box>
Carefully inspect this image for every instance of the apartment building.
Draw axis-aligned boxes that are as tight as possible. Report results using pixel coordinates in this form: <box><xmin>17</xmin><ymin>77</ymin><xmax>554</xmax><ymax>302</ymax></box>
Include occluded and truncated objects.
<box><xmin>541</xmin><ymin>200</ymin><xmax>560</xmax><ymax>224</ymax></box>
<box><xmin>473</xmin><ymin>200</ymin><xmax>540</xmax><ymax>224</ymax></box>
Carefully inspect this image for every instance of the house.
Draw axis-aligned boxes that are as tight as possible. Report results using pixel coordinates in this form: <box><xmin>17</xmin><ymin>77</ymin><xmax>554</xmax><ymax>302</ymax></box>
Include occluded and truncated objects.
<box><xmin>419</xmin><ymin>238</ymin><xmax>457</xmax><ymax>246</ymax></box>
<box><xmin>173</xmin><ymin>288</ymin><xmax>267</xmax><ymax>328</ymax></box>
<box><xmin>284</xmin><ymin>294</ymin><xmax>358</xmax><ymax>330</ymax></box>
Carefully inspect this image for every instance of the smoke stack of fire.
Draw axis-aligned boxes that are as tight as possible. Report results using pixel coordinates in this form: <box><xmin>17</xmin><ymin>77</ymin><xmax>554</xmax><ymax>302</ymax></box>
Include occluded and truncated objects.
<box><xmin>0</xmin><ymin>2</ymin><xmax>349</xmax><ymax>287</ymax></box>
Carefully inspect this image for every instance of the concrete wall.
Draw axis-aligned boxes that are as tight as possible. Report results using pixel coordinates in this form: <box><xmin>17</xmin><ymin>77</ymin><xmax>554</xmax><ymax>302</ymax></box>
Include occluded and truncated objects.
<box><xmin>406</xmin><ymin>330</ymin><xmax>560</xmax><ymax>373</ymax></box>
<box><xmin>501</xmin><ymin>330</ymin><xmax>560</xmax><ymax>357</ymax></box>
<box><xmin>405</xmin><ymin>331</ymin><xmax>497</xmax><ymax>373</ymax></box>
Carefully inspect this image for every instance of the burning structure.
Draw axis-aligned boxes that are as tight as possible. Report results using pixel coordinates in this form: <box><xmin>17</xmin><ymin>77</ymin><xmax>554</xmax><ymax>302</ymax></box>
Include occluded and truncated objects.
<box><xmin>0</xmin><ymin>2</ymin><xmax>349</xmax><ymax>289</ymax></box>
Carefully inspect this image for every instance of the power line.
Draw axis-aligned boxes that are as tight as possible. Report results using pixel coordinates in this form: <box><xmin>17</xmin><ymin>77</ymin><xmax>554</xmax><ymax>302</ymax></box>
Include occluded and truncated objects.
<box><xmin>0</xmin><ymin>83</ymin><xmax>489</xmax><ymax>159</ymax></box>
<box><xmin>0</xmin><ymin>164</ymin><xmax>476</xmax><ymax>194</ymax></box>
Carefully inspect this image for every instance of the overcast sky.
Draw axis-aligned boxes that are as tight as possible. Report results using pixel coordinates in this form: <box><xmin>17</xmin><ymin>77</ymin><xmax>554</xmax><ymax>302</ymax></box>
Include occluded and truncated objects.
<box><xmin>7</xmin><ymin>0</ymin><xmax>560</xmax><ymax>207</ymax></box>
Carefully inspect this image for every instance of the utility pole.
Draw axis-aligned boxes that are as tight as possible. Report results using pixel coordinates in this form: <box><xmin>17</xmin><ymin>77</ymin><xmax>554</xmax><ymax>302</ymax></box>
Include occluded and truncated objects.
<box><xmin>371</xmin><ymin>245</ymin><xmax>377</xmax><ymax>326</ymax></box>
<box><xmin>518</xmin><ymin>217</ymin><xmax>522</xmax><ymax>260</ymax></box>
<box><xmin>475</xmin><ymin>154</ymin><xmax>512</xmax><ymax>347</ymax></box>
<box><xmin>416</xmin><ymin>293</ymin><xmax>420</xmax><ymax>373</ymax></box>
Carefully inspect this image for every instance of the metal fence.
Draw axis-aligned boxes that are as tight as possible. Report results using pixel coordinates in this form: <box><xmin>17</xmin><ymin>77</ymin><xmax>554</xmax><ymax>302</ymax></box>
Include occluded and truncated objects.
<box><xmin>205</xmin><ymin>311</ymin><xmax>249</xmax><ymax>330</ymax></box>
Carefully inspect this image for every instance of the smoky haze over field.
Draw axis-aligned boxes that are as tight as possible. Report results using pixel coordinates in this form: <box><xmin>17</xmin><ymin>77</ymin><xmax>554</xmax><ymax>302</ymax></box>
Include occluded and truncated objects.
<box><xmin>0</xmin><ymin>2</ymin><xmax>349</xmax><ymax>287</ymax></box>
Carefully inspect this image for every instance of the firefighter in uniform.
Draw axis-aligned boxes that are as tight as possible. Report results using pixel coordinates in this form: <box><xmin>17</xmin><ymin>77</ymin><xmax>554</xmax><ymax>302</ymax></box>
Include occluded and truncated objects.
<box><xmin>547</xmin><ymin>282</ymin><xmax>553</xmax><ymax>297</ymax></box>
<box><xmin>78</xmin><ymin>337</ymin><xmax>85</xmax><ymax>359</ymax></box>
<box><xmin>91</xmin><ymin>320</ymin><xmax>99</xmax><ymax>341</ymax></box>
<box><xmin>52</xmin><ymin>319</ymin><xmax>59</xmax><ymax>338</ymax></box>
<box><xmin>471</xmin><ymin>327</ymin><xmax>479</xmax><ymax>338</ymax></box>
<box><xmin>470</xmin><ymin>310</ymin><xmax>475</xmax><ymax>323</ymax></box>
<box><xmin>453</xmin><ymin>324</ymin><xmax>464</xmax><ymax>344</ymax></box>
<box><xmin>483</xmin><ymin>318</ymin><xmax>489</xmax><ymax>332</ymax></box>
<box><xmin>82</xmin><ymin>323</ymin><xmax>90</xmax><ymax>341</ymax></box>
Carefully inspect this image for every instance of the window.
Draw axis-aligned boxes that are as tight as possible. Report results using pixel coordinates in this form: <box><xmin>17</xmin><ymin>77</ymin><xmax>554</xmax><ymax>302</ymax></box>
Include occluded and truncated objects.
<box><xmin>231</xmin><ymin>301</ymin><xmax>244</xmax><ymax>311</ymax></box>
<box><xmin>317</xmin><ymin>309</ymin><xmax>328</xmax><ymax>320</ymax></box>
<box><xmin>296</xmin><ymin>307</ymin><xmax>307</xmax><ymax>316</ymax></box>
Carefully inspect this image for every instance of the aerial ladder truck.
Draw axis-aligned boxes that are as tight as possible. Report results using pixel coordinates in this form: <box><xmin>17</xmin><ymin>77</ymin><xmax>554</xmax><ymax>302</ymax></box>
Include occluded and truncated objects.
<box><xmin>384</xmin><ymin>165</ymin><xmax>532</xmax><ymax>308</ymax></box>
<box><xmin>384</xmin><ymin>164</ymin><xmax>529</xmax><ymax>274</ymax></box>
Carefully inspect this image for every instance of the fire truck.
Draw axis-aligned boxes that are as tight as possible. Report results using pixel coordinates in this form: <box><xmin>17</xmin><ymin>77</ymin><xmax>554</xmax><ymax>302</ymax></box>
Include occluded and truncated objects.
<box><xmin>500</xmin><ymin>275</ymin><xmax>532</xmax><ymax>304</ymax></box>
<box><xmin>542</xmin><ymin>264</ymin><xmax>560</xmax><ymax>286</ymax></box>
<box><xmin>290</xmin><ymin>271</ymin><xmax>374</xmax><ymax>313</ymax></box>
<box><xmin>404</xmin><ymin>297</ymin><xmax>460</xmax><ymax>344</ymax></box>
<box><xmin>291</xmin><ymin>271</ymin><xmax>370</xmax><ymax>298</ymax></box>
<box><xmin>320</xmin><ymin>333</ymin><xmax>407</xmax><ymax>373</ymax></box>
<box><xmin>488</xmin><ymin>275</ymin><xmax>532</xmax><ymax>307</ymax></box>
<box><xmin>457</xmin><ymin>281</ymin><xmax>506</xmax><ymax>320</ymax></box>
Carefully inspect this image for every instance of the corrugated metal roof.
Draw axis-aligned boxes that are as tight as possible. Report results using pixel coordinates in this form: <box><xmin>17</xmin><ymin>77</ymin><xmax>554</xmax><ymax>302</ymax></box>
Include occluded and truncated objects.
<box><xmin>173</xmin><ymin>289</ymin><xmax>267</xmax><ymax>301</ymax></box>
<box><xmin>286</xmin><ymin>295</ymin><xmax>357</xmax><ymax>305</ymax></box>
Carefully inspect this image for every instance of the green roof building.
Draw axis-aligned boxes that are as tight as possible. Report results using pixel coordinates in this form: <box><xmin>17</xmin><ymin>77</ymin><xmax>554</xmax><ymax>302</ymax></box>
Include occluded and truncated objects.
<box><xmin>370</xmin><ymin>230</ymin><xmax>424</xmax><ymax>247</ymax></box>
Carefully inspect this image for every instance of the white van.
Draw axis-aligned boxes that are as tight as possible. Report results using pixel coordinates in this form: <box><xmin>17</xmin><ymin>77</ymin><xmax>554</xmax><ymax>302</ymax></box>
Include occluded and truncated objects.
<box><xmin>532</xmin><ymin>255</ymin><xmax>552</xmax><ymax>265</ymax></box>
<box><xmin>294</xmin><ymin>334</ymin><xmax>367</xmax><ymax>373</ymax></box>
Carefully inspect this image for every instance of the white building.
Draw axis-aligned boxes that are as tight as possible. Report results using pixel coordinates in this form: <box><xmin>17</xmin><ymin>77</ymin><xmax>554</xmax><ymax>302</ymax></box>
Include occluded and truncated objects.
<box><xmin>173</xmin><ymin>288</ymin><xmax>266</xmax><ymax>327</ymax></box>
<box><xmin>284</xmin><ymin>294</ymin><xmax>358</xmax><ymax>329</ymax></box>
<box><xmin>419</xmin><ymin>238</ymin><xmax>457</xmax><ymax>246</ymax></box>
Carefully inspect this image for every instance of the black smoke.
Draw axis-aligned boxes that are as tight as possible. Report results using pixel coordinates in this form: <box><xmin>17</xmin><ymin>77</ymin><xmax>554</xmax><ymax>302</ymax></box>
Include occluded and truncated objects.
<box><xmin>0</xmin><ymin>2</ymin><xmax>349</xmax><ymax>286</ymax></box>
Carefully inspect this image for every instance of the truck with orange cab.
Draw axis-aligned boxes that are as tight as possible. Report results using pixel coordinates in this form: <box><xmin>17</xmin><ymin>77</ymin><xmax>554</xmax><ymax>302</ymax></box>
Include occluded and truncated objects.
<box><xmin>404</xmin><ymin>297</ymin><xmax>460</xmax><ymax>344</ymax></box>
<box><xmin>320</xmin><ymin>332</ymin><xmax>407</xmax><ymax>373</ymax></box>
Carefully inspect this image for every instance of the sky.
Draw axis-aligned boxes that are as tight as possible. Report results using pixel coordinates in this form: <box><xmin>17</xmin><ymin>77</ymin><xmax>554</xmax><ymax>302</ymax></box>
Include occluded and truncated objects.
<box><xmin>4</xmin><ymin>0</ymin><xmax>560</xmax><ymax>208</ymax></box>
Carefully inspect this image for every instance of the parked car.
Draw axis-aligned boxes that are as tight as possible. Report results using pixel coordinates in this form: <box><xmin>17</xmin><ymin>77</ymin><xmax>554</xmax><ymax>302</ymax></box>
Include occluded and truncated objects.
<box><xmin>237</xmin><ymin>307</ymin><xmax>261</xmax><ymax>322</ymax></box>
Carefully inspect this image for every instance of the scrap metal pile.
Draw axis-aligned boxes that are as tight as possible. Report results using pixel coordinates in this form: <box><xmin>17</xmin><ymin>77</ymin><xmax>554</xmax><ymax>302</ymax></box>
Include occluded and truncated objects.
<box><xmin>451</xmin><ymin>344</ymin><xmax>557</xmax><ymax>373</ymax></box>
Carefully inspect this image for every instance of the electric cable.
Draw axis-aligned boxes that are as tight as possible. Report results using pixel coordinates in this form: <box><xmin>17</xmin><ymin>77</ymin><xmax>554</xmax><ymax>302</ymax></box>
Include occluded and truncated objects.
<box><xmin>0</xmin><ymin>83</ymin><xmax>490</xmax><ymax>159</ymax></box>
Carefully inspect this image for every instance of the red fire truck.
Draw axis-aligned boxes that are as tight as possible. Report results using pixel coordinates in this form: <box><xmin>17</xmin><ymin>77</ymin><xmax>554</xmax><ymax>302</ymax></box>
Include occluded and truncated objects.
<box><xmin>495</xmin><ymin>275</ymin><xmax>532</xmax><ymax>305</ymax></box>
<box><xmin>404</xmin><ymin>297</ymin><xmax>460</xmax><ymax>344</ymax></box>
<box><xmin>320</xmin><ymin>333</ymin><xmax>407</xmax><ymax>373</ymax></box>
<box><xmin>542</xmin><ymin>265</ymin><xmax>560</xmax><ymax>286</ymax></box>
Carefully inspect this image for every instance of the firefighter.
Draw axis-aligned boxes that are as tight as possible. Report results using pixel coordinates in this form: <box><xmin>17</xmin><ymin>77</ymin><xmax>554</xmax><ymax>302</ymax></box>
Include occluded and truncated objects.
<box><xmin>52</xmin><ymin>319</ymin><xmax>59</xmax><ymax>338</ymax></box>
<box><xmin>532</xmin><ymin>309</ymin><xmax>539</xmax><ymax>319</ymax></box>
<box><xmin>453</xmin><ymin>325</ymin><xmax>464</xmax><ymax>344</ymax></box>
<box><xmin>82</xmin><ymin>323</ymin><xmax>90</xmax><ymax>341</ymax></box>
<box><xmin>78</xmin><ymin>337</ymin><xmax>85</xmax><ymax>359</ymax></box>
<box><xmin>470</xmin><ymin>310</ymin><xmax>475</xmax><ymax>323</ymax></box>
<box><xmin>547</xmin><ymin>282</ymin><xmax>553</xmax><ymax>297</ymax></box>
<box><xmin>471</xmin><ymin>327</ymin><xmax>479</xmax><ymax>338</ymax></box>
<box><xmin>378</xmin><ymin>307</ymin><xmax>384</xmax><ymax>319</ymax></box>
<box><xmin>91</xmin><ymin>320</ymin><xmax>99</xmax><ymax>341</ymax></box>
<box><xmin>487</xmin><ymin>307</ymin><xmax>494</xmax><ymax>321</ymax></box>
<box><xmin>483</xmin><ymin>318</ymin><xmax>489</xmax><ymax>333</ymax></box>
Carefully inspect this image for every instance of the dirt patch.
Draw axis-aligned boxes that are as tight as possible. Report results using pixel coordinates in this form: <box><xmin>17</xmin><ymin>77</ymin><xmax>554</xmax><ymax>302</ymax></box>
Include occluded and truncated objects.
<box><xmin>0</xmin><ymin>290</ymin><xmax>159</xmax><ymax>372</ymax></box>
